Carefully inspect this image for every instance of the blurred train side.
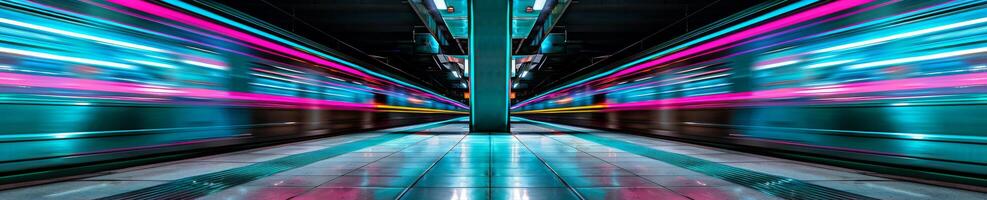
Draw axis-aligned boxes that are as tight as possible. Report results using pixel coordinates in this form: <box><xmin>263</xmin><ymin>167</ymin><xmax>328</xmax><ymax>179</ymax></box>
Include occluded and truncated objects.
<box><xmin>515</xmin><ymin>1</ymin><xmax>987</xmax><ymax>180</ymax></box>
<box><xmin>0</xmin><ymin>0</ymin><xmax>463</xmax><ymax>179</ymax></box>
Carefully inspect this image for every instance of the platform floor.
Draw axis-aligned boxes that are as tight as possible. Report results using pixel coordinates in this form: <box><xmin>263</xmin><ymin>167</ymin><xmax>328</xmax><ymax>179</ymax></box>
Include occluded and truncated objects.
<box><xmin>1</xmin><ymin>117</ymin><xmax>984</xmax><ymax>200</ymax></box>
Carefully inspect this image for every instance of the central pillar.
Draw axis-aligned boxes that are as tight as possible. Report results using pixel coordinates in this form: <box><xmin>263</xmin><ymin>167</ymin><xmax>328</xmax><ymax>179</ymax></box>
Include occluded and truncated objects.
<box><xmin>469</xmin><ymin>0</ymin><xmax>511</xmax><ymax>132</ymax></box>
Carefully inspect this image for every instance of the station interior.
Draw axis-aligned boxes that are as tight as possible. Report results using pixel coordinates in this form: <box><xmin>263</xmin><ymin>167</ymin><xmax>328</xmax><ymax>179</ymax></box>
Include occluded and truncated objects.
<box><xmin>0</xmin><ymin>0</ymin><xmax>985</xmax><ymax>199</ymax></box>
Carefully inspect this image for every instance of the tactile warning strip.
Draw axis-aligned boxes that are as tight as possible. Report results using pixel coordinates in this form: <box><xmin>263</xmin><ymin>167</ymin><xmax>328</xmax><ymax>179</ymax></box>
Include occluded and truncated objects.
<box><xmin>98</xmin><ymin>119</ymin><xmax>459</xmax><ymax>200</ymax></box>
<box><xmin>521</xmin><ymin>118</ymin><xmax>878</xmax><ymax>200</ymax></box>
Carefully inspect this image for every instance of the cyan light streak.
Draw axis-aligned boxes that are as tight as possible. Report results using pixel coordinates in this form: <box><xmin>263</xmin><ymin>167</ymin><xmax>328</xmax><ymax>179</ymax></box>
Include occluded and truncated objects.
<box><xmin>0</xmin><ymin>0</ymin><xmax>465</xmax><ymax>114</ymax></box>
<box><xmin>514</xmin><ymin>0</ymin><xmax>987</xmax><ymax>113</ymax></box>
<box><xmin>148</xmin><ymin>0</ymin><xmax>466</xmax><ymax>109</ymax></box>
<box><xmin>512</xmin><ymin>1</ymin><xmax>822</xmax><ymax>109</ymax></box>
<box><xmin>0</xmin><ymin>46</ymin><xmax>135</xmax><ymax>69</ymax></box>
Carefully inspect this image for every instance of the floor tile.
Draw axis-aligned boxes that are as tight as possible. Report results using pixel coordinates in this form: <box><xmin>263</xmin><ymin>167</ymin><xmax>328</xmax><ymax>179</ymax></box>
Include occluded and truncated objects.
<box><xmin>554</xmin><ymin>167</ymin><xmax>637</xmax><ymax>177</ymax></box>
<box><xmin>243</xmin><ymin>175</ymin><xmax>338</xmax><ymax>187</ymax></box>
<box><xmin>642</xmin><ymin>175</ymin><xmax>736</xmax><ymax>187</ymax></box>
<box><xmin>425</xmin><ymin>167</ymin><xmax>490</xmax><ymax>176</ymax></box>
<box><xmin>362</xmin><ymin>162</ymin><xmax>435</xmax><ymax>169</ymax></box>
<box><xmin>491</xmin><ymin>176</ymin><xmax>564</xmax><ymax>188</ymax></box>
<box><xmin>196</xmin><ymin>186</ymin><xmax>308</xmax><ymax>200</ymax></box>
<box><xmin>563</xmin><ymin>176</ymin><xmax>660</xmax><ymax>188</ymax></box>
<box><xmin>620</xmin><ymin>166</ymin><xmax>705</xmax><ymax>176</ymax></box>
<box><xmin>669</xmin><ymin>186</ymin><xmax>784</xmax><ymax>200</ymax></box>
<box><xmin>320</xmin><ymin>176</ymin><xmax>418</xmax><ymax>188</ymax></box>
<box><xmin>492</xmin><ymin>167</ymin><xmax>553</xmax><ymax>176</ymax></box>
<box><xmin>416</xmin><ymin>176</ymin><xmax>490</xmax><ymax>188</ymax></box>
<box><xmin>576</xmin><ymin>187</ymin><xmax>690</xmax><ymax>200</ymax></box>
<box><xmin>346</xmin><ymin>167</ymin><xmax>428</xmax><ymax>176</ymax></box>
<box><xmin>292</xmin><ymin>187</ymin><xmax>403</xmax><ymax>200</ymax></box>
<box><xmin>0</xmin><ymin>181</ymin><xmax>165</xmax><ymax>200</ymax></box>
<box><xmin>279</xmin><ymin>167</ymin><xmax>358</xmax><ymax>176</ymax></box>
<box><xmin>400</xmin><ymin>188</ymin><xmax>489</xmax><ymax>200</ymax></box>
<box><xmin>491</xmin><ymin>188</ymin><xmax>580</xmax><ymax>200</ymax></box>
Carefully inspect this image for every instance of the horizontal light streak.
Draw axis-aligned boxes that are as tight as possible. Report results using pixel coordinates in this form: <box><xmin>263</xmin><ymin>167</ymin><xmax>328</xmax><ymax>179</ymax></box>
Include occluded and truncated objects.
<box><xmin>123</xmin><ymin>59</ymin><xmax>176</xmax><ymax>69</ymax></box>
<box><xmin>248</xmin><ymin>82</ymin><xmax>351</xmax><ymax>98</ymax></box>
<box><xmin>0</xmin><ymin>46</ymin><xmax>135</xmax><ymax>69</ymax></box>
<box><xmin>512</xmin><ymin>105</ymin><xmax>606</xmax><ymax>114</ymax></box>
<box><xmin>513</xmin><ymin>1</ymin><xmax>861</xmax><ymax>109</ymax></box>
<box><xmin>754</xmin><ymin>60</ymin><xmax>800</xmax><ymax>70</ymax></box>
<box><xmin>612</xmin><ymin>0</ymin><xmax>871</xmax><ymax>77</ymax></box>
<box><xmin>375</xmin><ymin>105</ymin><xmax>468</xmax><ymax>114</ymax></box>
<box><xmin>848</xmin><ymin>47</ymin><xmax>987</xmax><ymax>69</ymax></box>
<box><xmin>606</xmin><ymin>72</ymin><xmax>987</xmax><ymax>110</ymax></box>
<box><xmin>180</xmin><ymin>59</ymin><xmax>228</xmax><ymax>70</ymax></box>
<box><xmin>0</xmin><ymin>72</ymin><xmax>372</xmax><ymax>109</ymax></box>
<box><xmin>811</xmin><ymin>17</ymin><xmax>987</xmax><ymax>54</ymax></box>
<box><xmin>0</xmin><ymin>17</ymin><xmax>168</xmax><ymax>53</ymax></box>
<box><xmin>804</xmin><ymin>59</ymin><xmax>858</xmax><ymax>69</ymax></box>
<box><xmin>145</xmin><ymin>0</ymin><xmax>466</xmax><ymax>109</ymax></box>
<box><xmin>106</xmin><ymin>0</ymin><xmax>367</xmax><ymax>76</ymax></box>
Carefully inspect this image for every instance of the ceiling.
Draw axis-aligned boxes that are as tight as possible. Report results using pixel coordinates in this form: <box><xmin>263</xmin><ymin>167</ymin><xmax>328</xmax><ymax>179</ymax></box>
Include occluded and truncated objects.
<box><xmin>211</xmin><ymin>0</ymin><xmax>764</xmax><ymax>103</ymax></box>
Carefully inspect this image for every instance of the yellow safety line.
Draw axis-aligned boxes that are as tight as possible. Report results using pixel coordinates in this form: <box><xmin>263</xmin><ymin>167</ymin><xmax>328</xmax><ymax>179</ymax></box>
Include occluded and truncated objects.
<box><xmin>511</xmin><ymin>104</ymin><xmax>606</xmax><ymax>114</ymax></box>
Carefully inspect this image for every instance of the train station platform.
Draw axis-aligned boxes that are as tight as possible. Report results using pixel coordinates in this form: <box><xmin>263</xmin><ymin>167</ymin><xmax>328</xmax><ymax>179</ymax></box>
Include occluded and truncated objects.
<box><xmin>1</xmin><ymin>118</ymin><xmax>983</xmax><ymax>200</ymax></box>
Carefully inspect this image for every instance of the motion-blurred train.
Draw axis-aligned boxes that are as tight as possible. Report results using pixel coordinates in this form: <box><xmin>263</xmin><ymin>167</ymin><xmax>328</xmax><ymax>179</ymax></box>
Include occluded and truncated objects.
<box><xmin>514</xmin><ymin>0</ymin><xmax>987</xmax><ymax>184</ymax></box>
<box><xmin>0</xmin><ymin>0</ymin><xmax>464</xmax><ymax>183</ymax></box>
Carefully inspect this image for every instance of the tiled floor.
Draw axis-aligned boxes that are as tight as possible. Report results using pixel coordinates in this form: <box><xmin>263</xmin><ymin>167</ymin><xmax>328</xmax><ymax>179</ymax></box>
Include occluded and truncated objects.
<box><xmin>1</xmin><ymin>118</ymin><xmax>985</xmax><ymax>200</ymax></box>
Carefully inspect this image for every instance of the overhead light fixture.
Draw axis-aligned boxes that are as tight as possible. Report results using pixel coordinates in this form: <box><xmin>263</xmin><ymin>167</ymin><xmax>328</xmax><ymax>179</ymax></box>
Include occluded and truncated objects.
<box><xmin>432</xmin><ymin>0</ymin><xmax>447</xmax><ymax>10</ymax></box>
<box><xmin>533</xmin><ymin>0</ymin><xmax>546</xmax><ymax>10</ymax></box>
<box><xmin>511</xmin><ymin>59</ymin><xmax>517</xmax><ymax>76</ymax></box>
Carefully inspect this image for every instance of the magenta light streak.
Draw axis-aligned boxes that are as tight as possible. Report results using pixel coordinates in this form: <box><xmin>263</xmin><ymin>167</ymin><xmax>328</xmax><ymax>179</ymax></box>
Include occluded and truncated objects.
<box><xmin>61</xmin><ymin>0</ymin><xmax>413</xmax><ymax>105</ymax></box>
<box><xmin>85</xmin><ymin>0</ymin><xmax>464</xmax><ymax>109</ymax></box>
<box><xmin>610</xmin><ymin>0</ymin><xmax>873</xmax><ymax>78</ymax></box>
<box><xmin>105</xmin><ymin>0</ymin><xmax>370</xmax><ymax>78</ymax></box>
<box><xmin>0</xmin><ymin>72</ymin><xmax>373</xmax><ymax>109</ymax></box>
<box><xmin>514</xmin><ymin>0</ymin><xmax>886</xmax><ymax>110</ymax></box>
<box><xmin>606</xmin><ymin>72</ymin><xmax>987</xmax><ymax>110</ymax></box>
<box><xmin>76</xmin><ymin>0</ymin><xmax>296</xmax><ymax>61</ymax></box>
<box><xmin>250</xmin><ymin>68</ymin><xmax>462</xmax><ymax>108</ymax></box>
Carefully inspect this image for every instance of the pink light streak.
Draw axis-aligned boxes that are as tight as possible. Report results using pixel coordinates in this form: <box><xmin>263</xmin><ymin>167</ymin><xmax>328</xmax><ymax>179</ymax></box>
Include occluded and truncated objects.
<box><xmin>105</xmin><ymin>0</ymin><xmax>370</xmax><ymax>78</ymax></box>
<box><xmin>0</xmin><ymin>72</ymin><xmax>374</xmax><ymax>109</ymax></box>
<box><xmin>606</xmin><ymin>72</ymin><xmax>987</xmax><ymax>110</ymax></box>
<box><xmin>515</xmin><ymin>0</ymin><xmax>879</xmax><ymax>109</ymax></box>
<box><xmin>84</xmin><ymin>0</ymin><xmax>465</xmax><ymax>109</ymax></box>
<box><xmin>611</xmin><ymin>0</ymin><xmax>873</xmax><ymax>78</ymax></box>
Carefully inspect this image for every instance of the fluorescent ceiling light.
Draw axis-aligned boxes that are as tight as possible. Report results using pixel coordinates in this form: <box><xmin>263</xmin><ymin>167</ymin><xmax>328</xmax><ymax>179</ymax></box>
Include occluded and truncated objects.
<box><xmin>433</xmin><ymin>0</ymin><xmax>447</xmax><ymax>10</ymax></box>
<box><xmin>533</xmin><ymin>0</ymin><xmax>546</xmax><ymax>10</ymax></box>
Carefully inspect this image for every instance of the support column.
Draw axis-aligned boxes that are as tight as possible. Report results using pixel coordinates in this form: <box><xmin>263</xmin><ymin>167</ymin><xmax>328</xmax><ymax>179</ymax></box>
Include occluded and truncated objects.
<box><xmin>469</xmin><ymin>0</ymin><xmax>511</xmax><ymax>132</ymax></box>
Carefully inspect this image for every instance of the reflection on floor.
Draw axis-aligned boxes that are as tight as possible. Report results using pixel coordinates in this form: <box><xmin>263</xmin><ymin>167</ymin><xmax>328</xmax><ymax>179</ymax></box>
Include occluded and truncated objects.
<box><xmin>1</xmin><ymin>118</ymin><xmax>985</xmax><ymax>200</ymax></box>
